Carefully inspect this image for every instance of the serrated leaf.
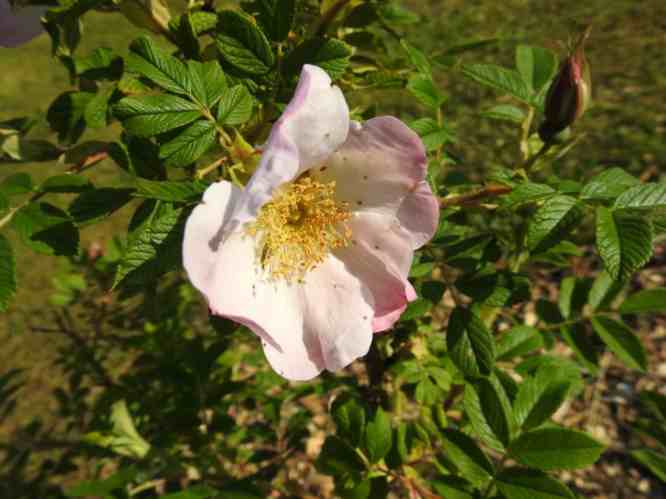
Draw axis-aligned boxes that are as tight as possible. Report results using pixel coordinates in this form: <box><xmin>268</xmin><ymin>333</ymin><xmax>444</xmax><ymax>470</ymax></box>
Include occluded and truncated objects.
<box><xmin>614</xmin><ymin>183</ymin><xmax>666</xmax><ymax>210</ymax></box>
<box><xmin>508</xmin><ymin>428</ymin><xmax>605</xmax><ymax>470</ymax></box>
<box><xmin>115</xmin><ymin>95</ymin><xmax>202</xmax><ymax>137</ymax></box>
<box><xmin>481</xmin><ymin>104</ymin><xmax>526</xmax><ymax>123</ymax></box>
<box><xmin>456</xmin><ymin>270</ymin><xmax>530</xmax><ymax>308</ymax></box>
<box><xmin>513</xmin><ymin>366</ymin><xmax>571</xmax><ymax>430</ymax></box>
<box><xmin>217</xmin><ymin>85</ymin><xmax>254</xmax><ymax>126</ymax></box>
<box><xmin>447</xmin><ymin>307</ymin><xmax>495</xmax><ymax>377</ymax></box>
<box><xmin>527</xmin><ymin>195</ymin><xmax>582</xmax><ymax>253</ymax></box>
<box><xmin>215</xmin><ymin>10</ymin><xmax>274</xmax><ymax>75</ymax></box>
<box><xmin>596</xmin><ymin>207</ymin><xmax>653</xmax><ymax>281</ymax></box>
<box><xmin>187</xmin><ymin>60</ymin><xmax>227</xmax><ymax>108</ymax></box>
<box><xmin>400</xmin><ymin>297</ymin><xmax>432</xmax><ymax>321</ymax></box>
<box><xmin>159</xmin><ymin>120</ymin><xmax>217</xmax><ymax>167</ymax></box>
<box><xmin>587</xmin><ymin>270</ymin><xmax>624</xmax><ymax>311</ymax></box>
<box><xmin>39</xmin><ymin>174</ymin><xmax>93</xmax><ymax>193</ymax></box>
<box><xmin>401</xmin><ymin>39</ymin><xmax>431</xmax><ymax>76</ymax></box>
<box><xmin>496</xmin><ymin>468</ymin><xmax>575</xmax><ymax>499</ymax></box>
<box><xmin>364</xmin><ymin>408</ymin><xmax>392</xmax><ymax>463</ymax></box>
<box><xmin>331</xmin><ymin>393</ymin><xmax>365</xmax><ymax>447</ymax></box>
<box><xmin>515</xmin><ymin>45</ymin><xmax>558</xmax><ymax>93</ymax></box>
<box><xmin>84</xmin><ymin>87</ymin><xmax>113</xmax><ymax>129</ymax></box>
<box><xmin>580</xmin><ymin>167</ymin><xmax>639</xmax><ymax>201</ymax></box>
<box><xmin>0</xmin><ymin>235</ymin><xmax>17</xmax><ymax>312</ymax></box>
<box><xmin>631</xmin><ymin>449</ymin><xmax>666</xmax><ymax>482</ymax></box>
<box><xmin>464</xmin><ymin>375</ymin><xmax>514</xmax><ymax>451</ymax></box>
<box><xmin>168</xmin><ymin>11</ymin><xmax>218</xmax><ymax>34</ymax></box>
<box><xmin>409</xmin><ymin>118</ymin><xmax>453</xmax><ymax>151</ymax></box>
<box><xmin>558</xmin><ymin>276</ymin><xmax>591</xmax><ymax>319</ymax></box>
<box><xmin>0</xmin><ymin>173</ymin><xmax>33</xmax><ymax>196</ymax></box>
<box><xmin>561</xmin><ymin>324</ymin><xmax>600</xmax><ymax>375</ymax></box>
<box><xmin>431</xmin><ymin>477</ymin><xmax>476</xmax><ymax>499</ymax></box>
<box><xmin>496</xmin><ymin>326</ymin><xmax>543</xmax><ymax>361</ymax></box>
<box><xmin>407</xmin><ymin>75</ymin><xmax>446</xmax><ymax>109</ymax></box>
<box><xmin>440</xmin><ymin>429</ymin><xmax>494</xmax><ymax>487</ymax></box>
<box><xmin>316</xmin><ymin>436</ymin><xmax>365</xmax><ymax>476</ymax></box>
<box><xmin>619</xmin><ymin>288</ymin><xmax>666</xmax><ymax>314</ymax></box>
<box><xmin>12</xmin><ymin>202</ymin><xmax>79</xmax><ymax>256</ymax></box>
<box><xmin>591</xmin><ymin>317</ymin><xmax>647</xmax><ymax>372</ymax></box>
<box><xmin>284</xmin><ymin>38</ymin><xmax>352</xmax><ymax>79</ymax></box>
<box><xmin>461</xmin><ymin>63</ymin><xmax>532</xmax><ymax>104</ymax></box>
<box><xmin>66</xmin><ymin>466</ymin><xmax>138</xmax><ymax>497</ymax></box>
<box><xmin>114</xmin><ymin>203</ymin><xmax>188</xmax><ymax>288</ymax></box>
<box><xmin>134</xmin><ymin>178</ymin><xmax>208</xmax><ymax>202</ymax></box>
<box><xmin>69</xmin><ymin>188</ymin><xmax>134</xmax><ymax>226</ymax></box>
<box><xmin>47</xmin><ymin>91</ymin><xmax>93</xmax><ymax>144</ymax></box>
<box><xmin>254</xmin><ymin>0</ymin><xmax>296</xmax><ymax>42</ymax></box>
<box><xmin>502</xmin><ymin>182</ymin><xmax>555</xmax><ymax>207</ymax></box>
<box><xmin>127</xmin><ymin>36</ymin><xmax>193</xmax><ymax>96</ymax></box>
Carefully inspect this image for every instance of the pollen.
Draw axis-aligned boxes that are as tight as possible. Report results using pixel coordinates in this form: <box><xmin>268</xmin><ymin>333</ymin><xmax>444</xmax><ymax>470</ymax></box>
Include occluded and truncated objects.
<box><xmin>245</xmin><ymin>176</ymin><xmax>352</xmax><ymax>282</ymax></box>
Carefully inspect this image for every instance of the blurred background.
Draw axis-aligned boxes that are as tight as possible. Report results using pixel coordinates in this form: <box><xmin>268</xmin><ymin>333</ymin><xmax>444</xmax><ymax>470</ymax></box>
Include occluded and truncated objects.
<box><xmin>1</xmin><ymin>0</ymin><xmax>664</xmax><ymax>497</ymax></box>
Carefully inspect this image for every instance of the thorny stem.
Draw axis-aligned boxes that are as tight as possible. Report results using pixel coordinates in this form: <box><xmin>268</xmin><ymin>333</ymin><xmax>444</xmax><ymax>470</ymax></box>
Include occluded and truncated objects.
<box><xmin>196</xmin><ymin>157</ymin><xmax>227</xmax><ymax>179</ymax></box>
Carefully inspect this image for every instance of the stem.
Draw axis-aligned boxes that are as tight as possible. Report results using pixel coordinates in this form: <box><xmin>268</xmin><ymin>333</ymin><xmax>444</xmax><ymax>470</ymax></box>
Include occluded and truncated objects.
<box><xmin>196</xmin><ymin>157</ymin><xmax>226</xmax><ymax>179</ymax></box>
<box><xmin>522</xmin><ymin>142</ymin><xmax>552</xmax><ymax>174</ymax></box>
<box><xmin>519</xmin><ymin>107</ymin><xmax>534</xmax><ymax>163</ymax></box>
<box><xmin>440</xmin><ymin>184</ymin><xmax>512</xmax><ymax>209</ymax></box>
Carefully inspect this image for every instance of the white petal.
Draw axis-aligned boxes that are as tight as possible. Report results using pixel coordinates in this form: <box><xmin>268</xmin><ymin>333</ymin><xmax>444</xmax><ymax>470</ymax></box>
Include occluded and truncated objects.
<box><xmin>224</xmin><ymin>64</ymin><xmax>349</xmax><ymax>234</ymax></box>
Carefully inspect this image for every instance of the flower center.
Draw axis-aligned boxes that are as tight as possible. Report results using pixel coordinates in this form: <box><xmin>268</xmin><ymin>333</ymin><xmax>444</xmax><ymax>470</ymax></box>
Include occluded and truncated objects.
<box><xmin>245</xmin><ymin>176</ymin><xmax>352</xmax><ymax>282</ymax></box>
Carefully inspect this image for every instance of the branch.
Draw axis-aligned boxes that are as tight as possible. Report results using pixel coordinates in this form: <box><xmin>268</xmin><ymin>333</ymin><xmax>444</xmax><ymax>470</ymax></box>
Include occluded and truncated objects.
<box><xmin>440</xmin><ymin>184</ymin><xmax>512</xmax><ymax>208</ymax></box>
<box><xmin>311</xmin><ymin>0</ymin><xmax>352</xmax><ymax>37</ymax></box>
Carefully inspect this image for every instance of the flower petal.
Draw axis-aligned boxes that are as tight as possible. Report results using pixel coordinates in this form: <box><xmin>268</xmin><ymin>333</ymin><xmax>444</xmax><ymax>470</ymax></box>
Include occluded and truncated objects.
<box><xmin>338</xmin><ymin>212</ymin><xmax>418</xmax><ymax>332</ymax></box>
<box><xmin>225</xmin><ymin>64</ymin><xmax>349</xmax><ymax>234</ymax></box>
<box><xmin>313</xmin><ymin>116</ymin><xmax>438</xmax><ymax>248</ymax></box>
<box><xmin>0</xmin><ymin>2</ymin><xmax>46</xmax><ymax>48</ymax></box>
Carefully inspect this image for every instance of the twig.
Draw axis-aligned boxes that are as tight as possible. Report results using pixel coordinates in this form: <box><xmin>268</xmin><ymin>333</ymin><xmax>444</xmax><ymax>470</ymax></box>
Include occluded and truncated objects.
<box><xmin>440</xmin><ymin>184</ymin><xmax>512</xmax><ymax>208</ymax></box>
<box><xmin>311</xmin><ymin>0</ymin><xmax>352</xmax><ymax>37</ymax></box>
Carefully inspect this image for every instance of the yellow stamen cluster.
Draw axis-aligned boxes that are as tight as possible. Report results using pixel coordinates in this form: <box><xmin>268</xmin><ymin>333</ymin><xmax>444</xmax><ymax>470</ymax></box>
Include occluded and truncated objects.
<box><xmin>245</xmin><ymin>176</ymin><xmax>352</xmax><ymax>282</ymax></box>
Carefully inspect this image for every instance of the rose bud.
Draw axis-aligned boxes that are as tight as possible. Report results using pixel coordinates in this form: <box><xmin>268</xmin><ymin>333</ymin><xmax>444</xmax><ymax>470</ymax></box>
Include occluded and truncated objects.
<box><xmin>538</xmin><ymin>26</ymin><xmax>592</xmax><ymax>143</ymax></box>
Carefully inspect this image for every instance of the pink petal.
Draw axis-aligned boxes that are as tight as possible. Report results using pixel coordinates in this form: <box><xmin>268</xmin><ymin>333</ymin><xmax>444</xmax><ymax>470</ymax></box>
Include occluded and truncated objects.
<box><xmin>224</xmin><ymin>64</ymin><xmax>349</xmax><ymax>234</ymax></box>
<box><xmin>339</xmin><ymin>213</ymin><xmax>419</xmax><ymax>332</ymax></box>
<box><xmin>313</xmin><ymin>116</ymin><xmax>439</xmax><ymax>249</ymax></box>
<box><xmin>0</xmin><ymin>2</ymin><xmax>46</xmax><ymax>47</ymax></box>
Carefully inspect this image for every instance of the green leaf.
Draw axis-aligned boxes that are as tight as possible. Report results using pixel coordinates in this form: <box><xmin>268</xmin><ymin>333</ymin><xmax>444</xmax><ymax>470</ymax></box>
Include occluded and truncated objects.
<box><xmin>331</xmin><ymin>393</ymin><xmax>366</xmax><ymax>447</ymax></box>
<box><xmin>447</xmin><ymin>306</ymin><xmax>495</xmax><ymax>377</ymax></box>
<box><xmin>431</xmin><ymin>477</ymin><xmax>476</xmax><ymax>499</ymax></box>
<box><xmin>12</xmin><ymin>202</ymin><xmax>79</xmax><ymax>256</ymax></box>
<box><xmin>168</xmin><ymin>11</ymin><xmax>218</xmax><ymax>35</ymax></box>
<box><xmin>400</xmin><ymin>297</ymin><xmax>432</xmax><ymax>321</ymax></box>
<box><xmin>39</xmin><ymin>174</ymin><xmax>93</xmax><ymax>193</ymax></box>
<box><xmin>84</xmin><ymin>87</ymin><xmax>113</xmax><ymax>128</ymax></box>
<box><xmin>496</xmin><ymin>468</ymin><xmax>575</xmax><ymax>499</ymax></box>
<box><xmin>47</xmin><ymin>91</ymin><xmax>93</xmax><ymax>144</ymax></box>
<box><xmin>464</xmin><ymin>375</ymin><xmax>514</xmax><ymax>451</ymax></box>
<box><xmin>619</xmin><ymin>288</ymin><xmax>666</xmax><ymax>314</ymax></box>
<box><xmin>284</xmin><ymin>38</ymin><xmax>352</xmax><ymax>79</ymax></box>
<box><xmin>407</xmin><ymin>75</ymin><xmax>446</xmax><ymax>109</ymax></box>
<box><xmin>558</xmin><ymin>276</ymin><xmax>590</xmax><ymax>319</ymax></box>
<box><xmin>596</xmin><ymin>206</ymin><xmax>654</xmax><ymax>280</ymax></box>
<box><xmin>254</xmin><ymin>0</ymin><xmax>296</xmax><ymax>42</ymax></box>
<box><xmin>217</xmin><ymin>85</ymin><xmax>255</xmax><ymax>126</ymax></box>
<box><xmin>0</xmin><ymin>235</ymin><xmax>17</xmax><ymax>313</ymax></box>
<box><xmin>364</xmin><ymin>408</ymin><xmax>392</xmax><ymax>463</ymax></box>
<box><xmin>456</xmin><ymin>270</ymin><xmax>530</xmax><ymax>308</ymax></box>
<box><xmin>115</xmin><ymin>95</ymin><xmax>202</xmax><ymax>137</ymax></box>
<box><xmin>503</xmin><ymin>182</ymin><xmax>555</xmax><ymax>208</ymax></box>
<box><xmin>401</xmin><ymin>39</ymin><xmax>431</xmax><ymax>76</ymax></box>
<box><xmin>69</xmin><ymin>188</ymin><xmax>134</xmax><ymax>225</ymax></box>
<box><xmin>1</xmin><ymin>173</ymin><xmax>33</xmax><ymax>196</ymax></box>
<box><xmin>187</xmin><ymin>60</ymin><xmax>227</xmax><ymax>108</ymax></box>
<box><xmin>640</xmin><ymin>391</ymin><xmax>666</xmax><ymax>421</ymax></box>
<box><xmin>527</xmin><ymin>195</ymin><xmax>583</xmax><ymax>253</ymax></box>
<box><xmin>159</xmin><ymin>120</ymin><xmax>217</xmax><ymax>167</ymax></box>
<box><xmin>496</xmin><ymin>326</ymin><xmax>543</xmax><ymax>361</ymax></box>
<box><xmin>591</xmin><ymin>317</ymin><xmax>647</xmax><ymax>372</ymax></box>
<box><xmin>614</xmin><ymin>183</ymin><xmax>666</xmax><ymax>210</ymax></box>
<box><xmin>561</xmin><ymin>324</ymin><xmax>600</xmax><ymax>375</ymax></box>
<box><xmin>580</xmin><ymin>167</ymin><xmax>640</xmax><ymax>201</ymax></box>
<box><xmin>127</xmin><ymin>36</ymin><xmax>193</xmax><ymax>96</ymax></box>
<box><xmin>134</xmin><ymin>178</ymin><xmax>208</xmax><ymax>203</ymax></box>
<box><xmin>409</xmin><ymin>118</ymin><xmax>454</xmax><ymax>151</ymax></box>
<box><xmin>316</xmin><ymin>436</ymin><xmax>365</xmax><ymax>476</ymax></box>
<box><xmin>215</xmin><ymin>10</ymin><xmax>275</xmax><ymax>75</ymax></box>
<box><xmin>461</xmin><ymin>63</ymin><xmax>532</xmax><ymax>104</ymax></box>
<box><xmin>631</xmin><ymin>449</ymin><xmax>666</xmax><ymax>482</ymax></box>
<box><xmin>513</xmin><ymin>366</ymin><xmax>571</xmax><ymax>430</ymax></box>
<box><xmin>481</xmin><ymin>104</ymin><xmax>526</xmax><ymax>123</ymax></box>
<box><xmin>515</xmin><ymin>45</ymin><xmax>558</xmax><ymax>93</ymax></box>
<box><xmin>440</xmin><ymin>429</ymin><xmax>494</xmax><ymax>487</ymax></box>
<box><xmin>113</xmin><ymin>203</ymin><xmax>188</xmax><ymax>288</ymax></box>
<box><xmin>160</xmin><ymin>485</ymin><xmax>219</xmax><ymax>499</ymax></box>
<box><xmin>587</xmin><ymin>270</ymin><xmax>624</xmax><ymax>311</ymax></box>
<box><xmin>508</xmin><ymin>428</ymin><xmax>605</xmax><ymax>470</ymax></box>
<box><xmin>66</xmin><ymin>466</ymin><xmax>138</xmax><ymax>497</ymax></box>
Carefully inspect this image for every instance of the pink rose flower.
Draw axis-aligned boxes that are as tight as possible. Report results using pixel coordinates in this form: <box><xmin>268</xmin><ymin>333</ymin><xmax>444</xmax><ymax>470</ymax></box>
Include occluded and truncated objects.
<box><xmin>0</xmin><ymin>0</ymin><xmax>46</xmax><ymax>48</ymax></box>
<box><xmin>183</xmin><ymin>64</ymin><xmax>439</xmax><ymax>380</ymax></box>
